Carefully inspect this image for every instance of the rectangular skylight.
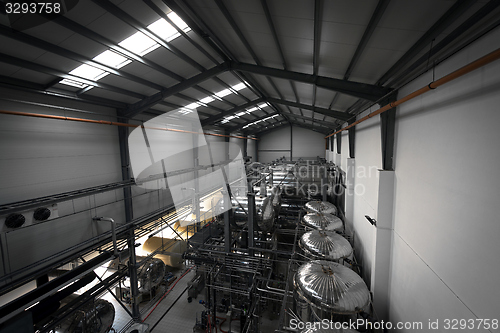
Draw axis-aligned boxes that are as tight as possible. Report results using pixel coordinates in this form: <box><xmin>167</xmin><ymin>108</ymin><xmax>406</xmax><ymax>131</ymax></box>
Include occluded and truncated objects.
<box><xmin>148</xmin><ymin>18</ymin><xmax>179</xmax><ymax>42</ymax></box>
<box><xmin>236</xmin><ymin>112</ymin><xmax>246</xmax><ymax>116</ymax></box>
<box><xmin>59</xmin><ymin>79</ymin><xmax>88</xmax><ymax>88</ymax></box>
<box><xmin>258</xmin><ymin>103</ymin><xmax>269</xmax><ymax>109</ymax></box>
<box><xmin>69</xmin><ymin>64</ymin><xmax>108</xmax><ymax>81</ymax></box>
<box><xmin>246</xmin><ymin>107</ymin><xmax>258</xmax><ymax>113</ymax></box>
<box><xmin>215</xmin><ymin>89</ymin><xmax>232</xmax><ymax>98</ymax></box>
<box><xmin>232</xmin><ymin>82</ymin><xmax>246</xmax><ymax>91</ymax></box>
<box><xmin>200</xmin><ymin>96</ymin><xmax>215</xmax><ymax>104</ymax></box>
<box><xmin>119</xmin><ymin>31</ymin><xmax>160</xmax><ymax>56</ymax></box>
<box><xmin>93</xmin><ymin>50</ymin><xmax>131</xmax><ymax>69</ymax></box>
<box><xmin>167</xmin><ymin>12</ymin><xmax>191</xmax><ymax>32</ymax></box>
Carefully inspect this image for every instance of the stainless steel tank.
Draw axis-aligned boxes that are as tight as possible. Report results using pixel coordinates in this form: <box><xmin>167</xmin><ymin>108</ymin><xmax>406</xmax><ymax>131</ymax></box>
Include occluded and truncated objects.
<box><xmin>305</xmin><ymin>201</ymin><xmax>337</xmax><ymax>215</ymax></box>
<box><xmin>302</xmin><ymin>213</ymin><xmax>343</xmax><ymax>231</ymax></box>
<box><xmin>293</xmin><ymin>260</ymin><xmax>369</xmax><ymax>321</ymax></box>
<box><xmin>137</xmin><ymin>258</ymin><xmax>165</xmax><ymax>294</ymax></box>
<box><xmin>232</xmin><ymin>195</ymin><xmax>275</xmax><ymax>231</ymax></box>
<box><xmin>299</xmin><ymin>230</ymin><xmax>352</xmax><ymax>261</ymax></box>
<box><xmin>55</xmin><ymin>299</ymin><xmax>115</xmax><ymax>333</ymax></box>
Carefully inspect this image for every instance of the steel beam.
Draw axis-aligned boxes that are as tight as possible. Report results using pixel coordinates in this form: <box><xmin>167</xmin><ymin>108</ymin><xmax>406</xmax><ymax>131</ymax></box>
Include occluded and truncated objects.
<box><xmin>336</xmin><ymin>129</ymin><xmax>342</xmax><ymax>154</ymax></box>
<box><xmin>231</xmin><ymin>62</ymin><xmax>391</xmax><ymax>101</ymax></box>
<box><xmin>267</xmin><ymin>97</ymin><xmax>350</xmax><ymax>121</ymax></box>
<box><xmin>379</xmin><ymin>94</ymin><xmax>397</xmax><ymax>170</ymax></box>
<box><xmin>377</xmin><ymin>0</ymin><xmax>476</xmax><ymax>85</ymax></box>
<box><xmin>284</xmin><ymin>112</ymin><xmax>338</xmax><ymax>127</ymax></box>
<box><xmin>344</xmin><ymin>0</ymin><xmax>391</xmax><ymax>80</ymax></box>
<box><xmin>0</xmin><ymin>53</ymin><xmax>146</xmax><ymax>99</ymax></box>
<box><xmin>91</xmin><ymin>0</ymin><xmax>203</xmax><ymax>71</ymax></box>
<box><xmin>0</xmin><ymin>25</ymin><xmax>165</xmax><ymax>91</ymax></box>
<box><xmin>213</xmin><ymin>0</ymin><xmax>291</xmax><ymax>123</ymax></box>
<box><xmin>122</xmin><ymin>63</ymin><xmax>228</xmax><ymax>117</ymax></box>
<box><xmin>0</xmin><ymin>76</ymin><xmax>127</xmax><ymax>109</ymax></box>
<box><xmin>201</xmin><ymin>98</ymin><xmax>264</xmax><ymax>126</ymax></box>
<box><xmin>144</xmin><ymin>0</ymin><xmax>219</xmax><ymax>64</ymax></box>
<box><xmin>386</xmin><ymin>0</ymin><xmax>500</xmax><ymax>87</ymax></box>
<box><xmin>348</xmin><ymin>119</ymin><xmax>355</xmax><ymax>158</ymax></box>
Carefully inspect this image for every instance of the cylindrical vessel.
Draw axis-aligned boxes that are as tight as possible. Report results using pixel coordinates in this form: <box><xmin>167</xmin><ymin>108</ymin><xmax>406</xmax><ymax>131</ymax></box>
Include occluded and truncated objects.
<box><xmin>143</xmin><ymin>237</ymin><xmax>187</xmax><ymax>267</ymax></box>
<box><xmin>305</xmin><ymin>201</ymin><xmax>337</xmax><ymax>215</ymax></box>
<box><xmin>55</xmin><ymin>299</ymin><xmax>115</xmax><ymax>333</ymax></box>
<box><xmin>293</xmin><ymin>260</ymin><xmax>369</xmax><ymax>321</ymax></box>
<box><xmin>302</xmin><ymin>213</ymin><xmax>343</xmax><ymax>231</ymax></box>
<box><xmin>299</xmin><ymin>230</ymin><xmax>352</xmax><ymax>261</ymax></box>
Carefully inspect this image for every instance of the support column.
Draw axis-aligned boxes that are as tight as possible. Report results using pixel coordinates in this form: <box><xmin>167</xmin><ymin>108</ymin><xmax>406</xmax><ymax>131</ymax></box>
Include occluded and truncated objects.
<box><xmin>335</xmin><ymin>128</ymin><xmax>342</xmax><ymax>166</ymax></box>
<box><xmin>348</xmin><ymin>119</ymin><xmax>355</xmax><ymax>158</ymax></box>
<box><xmin>117</xmin><ymin>121</ymin><xmax>140</xmax><ymax>321</ymax></box>
<box><xmin>344</xmin><ymin>158</ymin><xmax>355</xmax><ymax>234</ymax></box>
<box><xmin>290</xmin><ymin>125</ymin><xmax>293</xmax><ymax>161</ymax></box>
<box><xmin>371</xmin><ymin>170</ymin><xmax>395</xmax><ymax>322</ymax></box>
<box><xmin>247</xmin><ymin>190</ymin><xmax>256</xmax><ymax>256</ymax></box>
<box><xmin>243</xmin><ymin>137</ymin><xmax>248</xmax><ymax>158</ymax></box>
<box><xmin>380</xmin><ymin>93</ymin><xmax>398</xmax><ymax>170</ymax></box>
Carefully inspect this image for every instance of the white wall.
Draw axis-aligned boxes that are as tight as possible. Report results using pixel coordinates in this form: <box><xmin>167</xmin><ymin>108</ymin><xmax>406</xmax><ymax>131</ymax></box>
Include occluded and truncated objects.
<box><xmin>350</xmin><ymin>105</ymin><xmax>382</xmax><ymax>286</ymax></box>
<box><xmin>0</xmin><ymin>88</ymin><xmax>125</xmax><ymax>277</ymax></box>
<box><xmin>258</xmin><ymin>126</ymin><xmax>291</xmax><ymax>163</ymax></box>
<box><xmin>247</xmin><ymin>138</ymin><xmax>257</xmax><ymax>162</ymax></box>
<box><xmin>258</xmin><ymin>125</ymin><xmax>326</xmax><ymax>162</ymax></box>
<box><xmin>332</xmin><ymin>26</ymin><xmax>500</xmax><ymax>329</ymax></box>
<box><xmin>389</xmin><ymin>26</ymin><xmax>500</xmax><ymax>328</ymax></box>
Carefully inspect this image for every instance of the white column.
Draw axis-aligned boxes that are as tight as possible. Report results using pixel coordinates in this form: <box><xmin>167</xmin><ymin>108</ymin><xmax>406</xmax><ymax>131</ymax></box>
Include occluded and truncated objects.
<box><xmin>371</xmin><ymin>170</ymin><xmax>395</xmax><ymax>322</ymax></box>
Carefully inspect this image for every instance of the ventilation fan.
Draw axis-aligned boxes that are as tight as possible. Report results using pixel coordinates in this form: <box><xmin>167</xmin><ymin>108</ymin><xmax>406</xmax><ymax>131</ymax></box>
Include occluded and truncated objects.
<box><xmin>5</xmin><ymin>213</ymin><xmax>26</xmax><ymax>229</ymax></box>
<box><xmin>33</xmin><ymin>204</ymin><xmax>59</xmax><ymax>223</ymax></box>
<box><xmin>0</xmin><ymin>212</ymin><xmax>32</xmax><ymax>232</ymax></box>
<box><xmin>1</xmin><ymin>204</ymin><xmax>59</xmax><ymax>232</ymax></box>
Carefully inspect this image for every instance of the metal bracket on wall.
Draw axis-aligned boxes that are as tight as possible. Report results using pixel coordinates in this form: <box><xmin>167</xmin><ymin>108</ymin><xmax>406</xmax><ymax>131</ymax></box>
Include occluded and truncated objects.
<box><xmin>379</xmin><ymin>93</ymin><xmax>398</xmax><ymax>170</ymax></box>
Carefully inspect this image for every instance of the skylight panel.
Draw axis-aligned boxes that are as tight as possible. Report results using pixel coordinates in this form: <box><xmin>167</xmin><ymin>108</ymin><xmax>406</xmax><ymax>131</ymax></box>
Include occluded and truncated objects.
<box><xmin>59</xmin><ymin>79</ymin><xmax>88</xmax><ymax>89</ymax></box>
<box><xmin>69</xmin><ymin>64</ymin><xmax>108</xmax><ymax>81</ymax></box>
<box><xmin>232</xmin><ymin>82</ymin><xmax>246</xmax><ymax>91</ymax></box>
<box><xmin>215</xmin><ymin>89</ymin><xmax>232</xmax><ymax>98</ymax></box>
<box><xmin>200</xmin><ymin>96</ymin><xmax>215</xmax><ymax>104</ymax></box>
<box><xmin>167</xmin><ymin>12</ymin><xmax>190</xmax><ymax>32</ymax></box>
<box><xmin>119</xmin><ymin>31</ymin><xmax>159</xmax><ymax>56</ymax></box>
<box><xmin>246</xmin><ymin>107</ymin><xmax>258</xmax><ymax>113</ymax></box>
<box><xmin>258</xmin><ymin>103</ymin><xmax>269</xmax><ymax>109</ymax></box>
<box><xmin>93</xmin><ymin>50</ymin><xmax>131</xmax><ymax>69</ymax></box>
<box><xmin>148</xmin><ymin>18</ymin><xmax>179</xmax><ymax>42</ymax></box>
<box><xmin>236</xmin><ymin>112</ymin><xmax>246</xmax><ymax>117</ymax></box>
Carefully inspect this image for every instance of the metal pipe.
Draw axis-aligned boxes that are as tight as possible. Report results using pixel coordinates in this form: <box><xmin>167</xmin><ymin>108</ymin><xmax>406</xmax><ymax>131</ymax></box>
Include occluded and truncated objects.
<box><xmin>326</xmin><ymin>46</ymin><xmax>500</xmax><ymax>138</ymax></box>
<box><xmin>0</xmin><ymin>109</ymin><xmax>258</xmax><ymax>140</ymax></box>
<box><xmin>92</xmin><ymin>217</ymin><xmax>118</xmax><ymax>256</ymax></box>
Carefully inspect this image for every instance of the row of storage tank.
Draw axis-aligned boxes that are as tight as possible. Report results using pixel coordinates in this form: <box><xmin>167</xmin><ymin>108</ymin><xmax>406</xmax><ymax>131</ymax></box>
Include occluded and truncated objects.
<box><xmin>294</xmin><ymin>200</ymin><xmax>370</xmax><ymax>333</ymax></box>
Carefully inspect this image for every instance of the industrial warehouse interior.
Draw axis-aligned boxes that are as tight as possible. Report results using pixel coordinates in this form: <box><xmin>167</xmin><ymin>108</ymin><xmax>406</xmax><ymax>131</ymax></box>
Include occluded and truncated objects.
<box><xmin>0</xmin><ymin>0</ymin><xmax>499</xmax><ymax>332</ymax></box>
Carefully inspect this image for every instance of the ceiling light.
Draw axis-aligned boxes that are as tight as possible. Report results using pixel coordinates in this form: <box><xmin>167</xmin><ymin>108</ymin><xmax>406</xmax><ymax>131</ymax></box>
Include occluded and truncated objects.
<box><xmin>235</xmin><ymin>112</ymin><xmax>246</xmax><ymax>117</ymax></box>
<box><xmin>246</xmin><ymin>107</ymin><xmax>258</xmax><ymax>113</ymax></box>
<box><xmin>119</xmin><ymin>31</ymin><xmax>159</xmax><ymax>56</ymax></box>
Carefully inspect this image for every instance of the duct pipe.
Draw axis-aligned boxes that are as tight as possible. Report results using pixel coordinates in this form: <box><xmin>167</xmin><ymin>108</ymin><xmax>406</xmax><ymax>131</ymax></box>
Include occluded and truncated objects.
<box><xmin>93</xmin><ymin>217</ymin><xmax>118</xmax><ymax>256</ymax></box>
<box><xmin>0</xmin><ymin>109</ymin><xmax>258</xmax><ymax>141</ymax></box>
<box><xmin>326</xmin><ymin>47</ymin><xmax>500</xmax><ymax>138</ymax></box>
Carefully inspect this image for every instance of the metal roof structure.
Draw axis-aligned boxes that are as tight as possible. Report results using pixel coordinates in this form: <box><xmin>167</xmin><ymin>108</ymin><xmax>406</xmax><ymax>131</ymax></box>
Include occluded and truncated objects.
<box><xmin>1</xmin><ymin>0</ymin><xmax>498</xmax><ymax>136</ymax></box>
